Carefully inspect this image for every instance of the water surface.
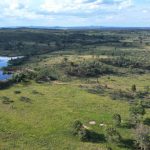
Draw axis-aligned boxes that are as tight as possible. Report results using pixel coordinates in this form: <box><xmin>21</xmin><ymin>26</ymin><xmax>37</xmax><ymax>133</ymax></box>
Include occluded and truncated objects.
<box><xmin>0</xmin><ymin>57</ymin><xmax>12</xmax><ymax>81</ymax></box>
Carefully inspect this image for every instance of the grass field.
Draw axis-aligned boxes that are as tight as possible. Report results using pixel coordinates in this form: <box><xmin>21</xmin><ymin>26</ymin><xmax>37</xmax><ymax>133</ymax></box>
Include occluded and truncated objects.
<box><xmin>0</xmin><ymin>75</ymin><xmax>149</xmax><ymax>150</ymax></box>
<box><xmin>0</xmin><ymin>80</ymin><xmax>133</xmax><ymax>150</ymax></box>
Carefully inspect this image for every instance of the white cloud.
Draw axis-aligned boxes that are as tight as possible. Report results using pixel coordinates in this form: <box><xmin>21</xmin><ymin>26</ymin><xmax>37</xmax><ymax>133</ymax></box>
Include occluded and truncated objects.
<box><xmin>41</xmin><ymin>0</ymin><xmax>101</xmax><ymax>13</ymax></box>
<box><xmin>142</xmin><ymin>9</ymin><xmax>148</xmax><ymax>13</ymax></box>
<box><xmin>116</xmin><ymin>0</ymin><xmax>133</xmax><ymax>9</ymax></box>
<box><xmin>0</xmin><ymin>0</ymin><xmax>30</xmax><ymax>11</ymax></box>
<box><xmin>0</xmin><ymin>0</ymin><xmax>41</xmax><ymax>19</ymax></box>
<box><xmin>40</xmin><ymin>0</ymin><xmax>133</xmax><ymax>14</ymax></box>
<box><xmin>0</xmin><ymin>0</ymin><xmax>134</xmax><ymax>20</ymax></box>
<box><xmin>1</xmin><ymin>0</ymin><xmax>150</xmax><ymax>27</ymax></box>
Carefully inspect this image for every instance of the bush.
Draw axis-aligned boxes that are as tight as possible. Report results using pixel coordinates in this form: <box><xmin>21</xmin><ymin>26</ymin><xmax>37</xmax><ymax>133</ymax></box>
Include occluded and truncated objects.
<box><xmin>110</xmin><ymin>90</ymin><xmax>134</xmax><ymax>101</ymax></box>
<box><xmin>101</xmin><ymin>56</ymin><xmax>149</xmax><ymax>70</ymax></box>
<box><xmin>72</xmin><ymin>120</ymin><xmax>83</xmax><ymax>135</ymax></box>
<box><xmin>20</xmin><ymin>96</ymin><xmax>31</xmax><ymax>103</ymax></box>
<box><xmin>11</xmin><ymin>70</ymin><xmax>37</xmax><ymax>83</ymax></box>
<box><xmin>35</xmin><ymin>67</ymin><xmax>59</xmax><ymax>82</ymax></box>
<box><xmin>142</xmin><ymin>100</ymin><xmax>150</xmax><ymax>108</ymax></box>
<box><xmin>14</xmin><ymin>90</ymin><xmax>21</xmax><ymax>94</ymax></box>
<box><xmin>129</xmin><ymin>102</ymin><xmax>145</xmax><ymax>124</ymax></box>
<box><xmin>67</xmin><ymin>60</ymin><xmax>114</xmax><ymax>78</ymax></box>
<box><xmin>131</xmin><ymin>84</ymin><xmax>136</xmax><ymax>92</ymax></box>
<box><xmin>129</xmin><ymin>103</ymin><xmax>145</xmax><ymax>116</ymax></box>
<box><xmin>1</xmin><ymin>96</ymin><xmax>14</xmax><ymax>104</ymax></box>
<box><xmin>135</xmin><ymin>124</ymin><xmax>150</xmax><ymax>150</ymax></box>
<box><xmin>88</xmin><ymin>85</ymin><xmax>105</xmax><ymax>95</ymax></box>
<box><xmin>12</xmin><ymin>73</ymin><xmax>27</xmax><ymax>83</ymax></box>
<box><xmin>32</xmin><ymin>90</ymin><xmax>43</xmax><ymax>95</ymax></box>
<box><xmin>113</xmin><ymin>114</ymin><xmax>121</xmax><ymax>127</ymax></box>
<box><xmin>106</xmin><ymin>128</ymin><xmax>122</xmax><ymax>143</ymax></box>
<box><xmin>136</xmin><ymin>91</ymin><xmax>149</xmax><ymax>99</ymax></box>
<box><xmin>72</xmin><ymin>120</ymin><xmax>104</xmax><ymax>142</ymax></box>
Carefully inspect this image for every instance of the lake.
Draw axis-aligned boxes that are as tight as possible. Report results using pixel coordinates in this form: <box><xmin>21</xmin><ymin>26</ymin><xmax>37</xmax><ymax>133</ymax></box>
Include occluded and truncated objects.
<box><xmin>0</xmin><ymin>56</ymin><xmax>12</xmax><ymax>81</ymax></box>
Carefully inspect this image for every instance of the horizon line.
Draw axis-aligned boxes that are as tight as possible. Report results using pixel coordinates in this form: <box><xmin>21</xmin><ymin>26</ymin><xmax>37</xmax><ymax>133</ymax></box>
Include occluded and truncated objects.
<box><xmin>0</xmin><ymin>26</ymin><xmax>150</xmax><ymax>28</ymax></box>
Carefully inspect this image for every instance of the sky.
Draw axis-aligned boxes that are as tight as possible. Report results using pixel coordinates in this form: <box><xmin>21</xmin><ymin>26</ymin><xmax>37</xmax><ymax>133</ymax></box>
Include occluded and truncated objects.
<box><xmin>0</xmin><ymin>0</ymin><xmax>150</xmax><ymax>27</ymax></box>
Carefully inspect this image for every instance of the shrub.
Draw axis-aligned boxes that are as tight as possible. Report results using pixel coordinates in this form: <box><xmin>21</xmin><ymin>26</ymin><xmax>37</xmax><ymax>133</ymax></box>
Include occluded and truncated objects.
<box><xmin>113</xmin><ymin>114</ymin><xmax>121</xmax><ymax>127</ymax></box>
<box><xmin>12</xmin><ymin>70</ymin><xmax>37</xmax><ymax>83</ymax></box>
<box><xmin>100</xmin><ymin>56</ymin><xmax>149</xmax><ymax>70</ymax></box>
<box><xmin>129</xmin><ymin>102</ymin><xmax>145</xmax><ymax>124</ymax></box>
<box><xmin>88</xmin><ymin>85</ymin><xmax>105</xmax><ymax>95</ymax></box>
<box><xmin>12</xmin><ymin>73</ymin><xmax>26</xmax><ymax>83</ymax></box>
<box><xmin>110</xmin><ymin>90</ymin><xmax>134</xmax><ymax>101</ymax></box>
<box><xmin>129</xmin><ymin>103</ymin><xmax>145</xmax><ymax>116</ymax></box>
<box><xmin>1</xmin><ymin>96</ymin><xmax>14</xmax><ymax>104</ymax></box>
<box><xmin>106</xmin><ymin>128</ymin><xmax>122</xmax><ymax>143</ymax></box>
<box><xmin>14</xmin><ymin>90</ymin><xmax>21</xmax><ymax>94</ymax></box>
<box><xmin>35</xmin><ymin>67</ymin><xmax>59</xmax><ymax>82</ymax></box>
<box><xmin>32</xmin><ymin>90</ymin><xmax>43</xmax><ymax>95</ymax></box>
<box><xmin>136</xmin><ymin>91</ymin><xmax>149</xmax><ymax>99</ymax></box>
<box><xmin>20</xmin><ymin>96</ymin><xmax>31</xmax><ymax>103</ymax></box>
<box><xmin>72</xmin><ymin>120</ymin><xmax>104</xmax><ymax>142</ymax></box>
<box><xmin>131</xmin><ymin>84</ymin><xmax>136</xmax><ymax>92</ymax></box>
<box><xmin>135</xmin><ymin>124</ymin><xmax>150</xmax><ymax>150</ymax></box>
<box><xmin>72</xmin><ymin>120</ymin><xmax>83</xmax><ymax>135</ymax></box>
<box><xmin>67</xmin><ymin>60</ymin><xmax>114</xmax><ymax>78</ymax></box>
<box><xmin>143</xmin><ymin>118</ymin><xmax>150</xmax><ymax>126</ymax></box>
<box><xmin>142</xmin><ymin>100</ymin><xmax>150</xmax><ymax>108</ymax></box>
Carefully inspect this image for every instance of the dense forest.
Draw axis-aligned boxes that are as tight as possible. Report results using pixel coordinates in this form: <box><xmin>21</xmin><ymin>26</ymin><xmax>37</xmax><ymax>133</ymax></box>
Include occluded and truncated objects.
<box><xmin>0</xmin><ymin>28</ymin><xmax>150</xmax><ymax>56</ymax></box>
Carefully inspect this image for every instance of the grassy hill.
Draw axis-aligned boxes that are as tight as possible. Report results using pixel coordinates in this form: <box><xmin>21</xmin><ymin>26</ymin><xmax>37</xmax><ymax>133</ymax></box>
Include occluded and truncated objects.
<box><xmin>0</xmin><ymin>29</ymin><xmax>150</xmax><ymax>150</ymax></box>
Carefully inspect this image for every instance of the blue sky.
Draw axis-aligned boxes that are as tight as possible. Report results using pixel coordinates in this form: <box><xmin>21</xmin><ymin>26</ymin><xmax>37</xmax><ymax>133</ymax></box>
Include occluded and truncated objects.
<box><xmin>0</xmin><ymin>0</ymin><xmax>150</xmax><ymax>27</ymax></box>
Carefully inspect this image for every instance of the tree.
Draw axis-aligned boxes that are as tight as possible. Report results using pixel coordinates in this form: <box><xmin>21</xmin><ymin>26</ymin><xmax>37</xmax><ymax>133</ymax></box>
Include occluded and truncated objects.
<box><xmin>113</xmin><ymin>114</ymin><xmax>121</xmax><ymax>127</ymax></box>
